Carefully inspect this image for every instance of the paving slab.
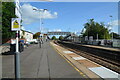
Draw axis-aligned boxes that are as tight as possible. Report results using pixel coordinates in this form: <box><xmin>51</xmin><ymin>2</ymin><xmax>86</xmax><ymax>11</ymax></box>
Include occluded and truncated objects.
<box><xmin>68</xmin><ymin>54</ymin><xmax>80</xmax><ymax>57</ymax></box>
<box><xmin>78</xmin><ymin>60</ymin><xmax>100</xmax><ymax>68</ymax></box>
<box><xmin>72</xmin><ymin>57</ymin><xmax>86</xmax><ymax>60</ymax></box>
<box><xmin>89</xmin><ymin>67</ymin><xmax>119</xmax><ymax>78</ymax></box>
<box><xmin>2</xmin><ymin>42</ymin><xmax>84</xmax><ymax>79</ymax></box>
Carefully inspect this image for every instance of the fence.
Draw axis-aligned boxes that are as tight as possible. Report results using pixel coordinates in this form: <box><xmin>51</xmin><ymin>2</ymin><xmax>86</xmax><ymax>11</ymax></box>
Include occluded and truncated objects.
<box><xmin>0</xmin><ymin>44</ymin><xmax>10</xmax><ymax>54</ymax></box>
<box><xmin>71</xmin><ymin>36</ymin><xmax>120</xmax><ymax>48</ymax></box>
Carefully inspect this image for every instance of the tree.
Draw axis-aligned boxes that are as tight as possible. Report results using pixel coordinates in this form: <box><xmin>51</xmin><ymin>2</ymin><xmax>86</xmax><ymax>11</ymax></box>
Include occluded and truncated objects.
<box><xmin>59</xmin><ymin>36</ymin><xmax>64</xmax><ymax>40</ymax></box>
<box><xmin>21</xmin><ymin>36</ymin><xmax>25</xmax><ymax>39</ymax></box>
<box><xmin>110</xmin><ymin>32</ymin><xmax>120</xmax><ymax>39</ymax></box>
<box><xmin>33</xmin><ymin>32</ymin><xmax>41</xmax><ymax>39</ymax></box>
<box><xmin>0</xmin><ymin>15</ymin><xmax>1</xmax><ymax>31</ymax></box>
<box><xmin>83</xmin><ymin>19</ymin><xmax>110</xmax><ymax>39</ymax></box>
<box><xmin>2</xmin><ymin>2</ymin><xmax>17</xmax><ymax>43</ymax></box>
<box><xmin>51</xmin><ymin>36</ymin><xmax>57</xmax><ymax>40</ymax></box>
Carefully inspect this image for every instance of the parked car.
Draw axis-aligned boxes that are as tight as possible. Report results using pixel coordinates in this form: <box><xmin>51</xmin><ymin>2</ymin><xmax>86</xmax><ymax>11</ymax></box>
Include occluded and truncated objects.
<box><xmin>32</xmin><ymin>39</ymin><xmax>38</xmax><ymax>44</ymax></box>
<box><xmin>24</xmin><ymin>41</ymin><xmax>30</xmax><ymax>47</ymax></box>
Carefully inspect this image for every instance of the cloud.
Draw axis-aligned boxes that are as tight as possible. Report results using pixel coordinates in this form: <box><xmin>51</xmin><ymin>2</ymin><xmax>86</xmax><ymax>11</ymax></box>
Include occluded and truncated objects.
<box><xmin>108</xmin><ymin>20</ymin><xmax>119</xmax><ymax>27</ymax></box>
<box><xmin>21</xmin><ymin>4</ymin><xmax>58</xmax><ymax>24</ymax></box>
<box><xmin>28</xmin><ymin>30</ymin><xmax>32</xmax><ymax>32</ymax></box>
<box><xmin>21</xmin><ymin>26</ymin><xmax>25</xmax><ymax>30</ymax></box>
<box><xmin>107</xmin><ymin>20</ymin><xmax>119</xmax><ymax>32</ymax></box>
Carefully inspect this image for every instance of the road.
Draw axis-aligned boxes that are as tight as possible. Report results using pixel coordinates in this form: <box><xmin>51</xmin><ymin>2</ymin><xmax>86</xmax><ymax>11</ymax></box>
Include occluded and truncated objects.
<box><xmin>2</xmin><ymin>41</ymin><xmax>85</xmax><ymax>79</ymax></box>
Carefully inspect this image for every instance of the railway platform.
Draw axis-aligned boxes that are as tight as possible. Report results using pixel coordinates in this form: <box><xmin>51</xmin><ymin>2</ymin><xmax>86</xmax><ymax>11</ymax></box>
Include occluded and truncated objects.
<box><xmin>50</xmin><ymin>41</ymin><xmax>120</xmax><ymax>79</ymax></box>
<box><xmin>64</xmin><ymin>41</ymin><xmax>120</xmax><ymax>52</ymax></box>
<box><xmin>2</xmin><ymin>41</ymin><xmax>87</xmax><ymax>79</ymax></box>
<box><xmin>80</xmin><ymin>44</ymin><xmax>120</xmax><ymax>52</ymax></box>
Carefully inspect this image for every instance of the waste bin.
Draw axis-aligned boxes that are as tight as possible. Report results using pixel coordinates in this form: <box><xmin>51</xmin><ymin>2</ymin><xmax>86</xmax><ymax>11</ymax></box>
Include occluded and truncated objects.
<box><xmin>98</xmin><ymin>41</ymin><xmax>101</xmax><ymax>46</ymax></box>
<box><xmin>10</xmin><ymin>41</ymin><xmax>24</xmax><ymax>53</ymax></box>
<box><xmin>10</xmin><ymin>44</ymin><xmax>16</xmax><ymax>53</ymax></box>
<box><xmin>19</xmin><ymin>41</ymin><xmax>24</xmax><ymax>52</ymax></box>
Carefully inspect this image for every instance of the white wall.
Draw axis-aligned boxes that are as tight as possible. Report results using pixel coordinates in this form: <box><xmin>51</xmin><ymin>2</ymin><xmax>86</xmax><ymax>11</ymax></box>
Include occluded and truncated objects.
<box><xmin>24</xmin><ymin>32</ymin><xmax>33</xmax><ymax>42</ymax></box>
<box><xmin>20</xmin><ymin>30</ymin><xmax>33</xmax><ymax>42</ymax></box>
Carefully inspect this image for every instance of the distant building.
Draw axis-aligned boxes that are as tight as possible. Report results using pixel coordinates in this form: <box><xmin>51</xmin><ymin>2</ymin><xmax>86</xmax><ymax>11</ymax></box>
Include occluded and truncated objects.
<box><xmin>20</xmin><ymin>30</ymin><xmax>33</xmax><ymax>42</ymax></box>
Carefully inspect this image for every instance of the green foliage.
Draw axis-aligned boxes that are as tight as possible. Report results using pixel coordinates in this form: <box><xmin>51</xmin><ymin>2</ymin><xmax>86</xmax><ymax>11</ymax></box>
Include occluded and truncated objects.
<box><xmin>110</xmin><ymin>32</ymin><xmax>120</xmax><ymax>39</ymax></box>
<box><xmin>51</xmin><ymin>36</ymin><xmax>57</xmax><ymax>40</ymax></box>
<box><xmin>0</xmin><ymin>2</ymin><xmax>2</xmax><ymax>32</ymax></box>
<box><xmin>21</xmin><ymin>36</ymin><xmax>25</xmax><ymax>39</ymax></box>
<box><xmin>59</xmin><ymin>36</ymin><xmax>64</xmax><ymax>40</ymax></box>
<box><xmin>22</xmin><ymin>30</ymin><xmax>25</xmax><ymax>35</ymax></box>
<box><xmin>33</xmin><ymin>32</ymin><xmax>40</xmax><ymax>39</ymax></box>
<box><xmin>2</xmin><ymin>2</ymin><xmax>16</xmax><ymax>43</ymax></box>
<box><xmin>83</xmin><ymin>19</ymin><xmax>110</xmax><ymax>39</ymax></box>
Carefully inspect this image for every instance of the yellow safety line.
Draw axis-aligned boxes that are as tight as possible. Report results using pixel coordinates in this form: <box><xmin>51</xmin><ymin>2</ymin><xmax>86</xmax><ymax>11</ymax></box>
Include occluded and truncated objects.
<box><xmin>50</xmin><ymin>42</ymin><xmax>87</xmax><ymax>78</ymax></box>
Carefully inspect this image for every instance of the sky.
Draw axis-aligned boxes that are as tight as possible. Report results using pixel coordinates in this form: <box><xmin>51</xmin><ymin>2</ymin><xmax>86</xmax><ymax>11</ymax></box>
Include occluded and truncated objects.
<box><xmin>18</xmin><ymin>0</ymin><xmax>120</xmax><ymax>2</ymax></box>
<box><xmin>20</xmin><ymin>2</ymin><xmax>119</xmax><ymax>35</ymax></box>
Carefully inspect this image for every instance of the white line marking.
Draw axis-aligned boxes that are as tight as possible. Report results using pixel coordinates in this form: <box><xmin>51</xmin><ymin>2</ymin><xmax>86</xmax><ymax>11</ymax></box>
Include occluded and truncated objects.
<box><xmin>72</xmin><ymin>57</ymin><xmax>86</xmax><ymax>60</ymax></box>
<box><xmin>89</xmin><ymin>66</ymin><xmax>119</xmax><ymax>78</ymax></box>
<box><xmin>63</xmin><ymin>51</ymin><xmax>74</xmax><ymax>54</ymax></box>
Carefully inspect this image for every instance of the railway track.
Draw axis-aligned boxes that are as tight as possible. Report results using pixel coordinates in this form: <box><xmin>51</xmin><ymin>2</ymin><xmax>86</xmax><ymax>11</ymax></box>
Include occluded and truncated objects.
<box><xmin>55</xmin><ymin>41</ymin><xmax>120</xmax><ymax>74</ymax></box>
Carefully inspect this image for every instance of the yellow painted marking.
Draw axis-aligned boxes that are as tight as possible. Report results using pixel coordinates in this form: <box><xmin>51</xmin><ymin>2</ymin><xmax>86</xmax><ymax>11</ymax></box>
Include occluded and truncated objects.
<box><xmin>50</xmin><ymin>42</ymin><xmax>87</xmax><ymax>78</ymax></box>
<box><xmin>13</xmin><ymin>20</ymin><xmax>19</xmax><ymax>28</ymax></box>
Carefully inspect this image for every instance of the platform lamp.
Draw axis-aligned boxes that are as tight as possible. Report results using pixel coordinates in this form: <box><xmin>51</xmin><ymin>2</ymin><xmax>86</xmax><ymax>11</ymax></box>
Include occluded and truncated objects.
<box><xmin>33</xmin><ymin>8</ymin><xmax>48</xmax><ymax>48</ymax></box>
<box><xmin>110</xmin><ymin>15</ymin><xmax>113</xmax><ymax>42</ymax></box>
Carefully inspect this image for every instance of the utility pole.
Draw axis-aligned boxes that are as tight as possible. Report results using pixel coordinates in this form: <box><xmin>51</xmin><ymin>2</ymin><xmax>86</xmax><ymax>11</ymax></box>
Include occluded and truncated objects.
<box><xmin>15</xmin><ymin>30</ymin><xmax>20</xmax><ymax>79</ymax></box>
<box><xmin>14</xmin><ymin>0</ymin><xmax>21</xmax><ymax>79</ymax></box>
<box><xmin>12</xmin><ymin>18</ymin><xmax>21</xmax><ymax>79</ymax></box>
<box><xmin>97</xmin><ymin>33</ymin><xmax>98</xmax><ymax>41</ymax></box>
<box><xmin>110</xmin><ymin>15</ymin><xmax>113</xmax><ymax>42</ymax></box>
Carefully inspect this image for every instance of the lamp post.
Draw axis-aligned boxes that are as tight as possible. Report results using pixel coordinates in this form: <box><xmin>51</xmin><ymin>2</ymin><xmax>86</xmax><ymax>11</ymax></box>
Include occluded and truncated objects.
<box><xmin>110</xmin><ymin>15</ymin><xmax>113</xmax><ymax>42</ymax></box>
<box><xmin>97</xmin><ymin>33</ymin><xmax>98</xmax><ymax>41</ymax></box>
<box><xmin>33</xmin><ymin>8</ymin><xmax>47</xmax><ymax>48</ymax></box>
